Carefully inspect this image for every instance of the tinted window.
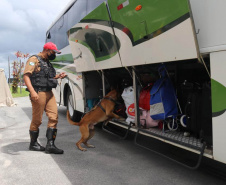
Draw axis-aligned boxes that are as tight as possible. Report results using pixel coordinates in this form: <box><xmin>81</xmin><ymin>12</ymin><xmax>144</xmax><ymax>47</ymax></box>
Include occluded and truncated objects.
<box><xmin>67</xmin><ymin>0</ymin><xmax>87</xmax><ymax>30</ymax></box>
<box><xmin>87</xmin><ymin>0</ymin><xmax>106</xmax><ymax>14</ymax></box>
<box><xmin>55</xmin><ymin>15</ymin><xmax>68</xmax><ymax>50</ymax></box>
<box><xmin>46</xmin><ymin>0</ymin><xmax>88</xmax><ymax>50</ymax></box>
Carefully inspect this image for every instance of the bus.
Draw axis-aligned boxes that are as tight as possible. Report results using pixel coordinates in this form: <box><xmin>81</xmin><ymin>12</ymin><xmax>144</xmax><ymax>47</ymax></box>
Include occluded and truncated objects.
<box><xmin>46</xmin><ymin>0</ymin><xmax>226</xmax><ymax>169</ymax></box>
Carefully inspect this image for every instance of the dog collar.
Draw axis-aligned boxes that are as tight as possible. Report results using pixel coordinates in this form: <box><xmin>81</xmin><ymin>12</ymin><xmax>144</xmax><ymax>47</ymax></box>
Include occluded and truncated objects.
<box><xmin>103</xmin><ymin>97</ymin><xmax>119</xmax><ymax>104</ymax></box>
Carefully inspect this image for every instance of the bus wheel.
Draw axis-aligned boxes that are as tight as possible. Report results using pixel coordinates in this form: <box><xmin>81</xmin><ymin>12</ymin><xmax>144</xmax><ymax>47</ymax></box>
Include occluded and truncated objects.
<box><xmin>66</xmin><ymin>88</ymin><xmax>82</xmax><ymax>122</ymax></box>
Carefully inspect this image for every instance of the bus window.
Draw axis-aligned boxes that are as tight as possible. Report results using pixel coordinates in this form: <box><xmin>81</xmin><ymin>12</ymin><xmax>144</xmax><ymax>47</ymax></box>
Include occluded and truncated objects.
<box><xmin>67</xmin><ymin>0</ymin><xmax>87</xmax><ymax>30</ymax></box>
<box><xmin>87</xmin><ymin>0</ymin><xmax>106</xmax><ymax>14</ymax></box>
<box><xmin>55</xmin><ymin>15</ymin><xmax>68</xmax><ymax>50</ymax></box>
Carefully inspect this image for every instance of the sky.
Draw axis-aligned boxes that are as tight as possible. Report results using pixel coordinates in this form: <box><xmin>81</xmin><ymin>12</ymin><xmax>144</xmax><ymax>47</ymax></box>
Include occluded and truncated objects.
<box><xmin>0</xmin><ymin>0</ymin><xmax>72</xmax><ymax>79</ymax></box>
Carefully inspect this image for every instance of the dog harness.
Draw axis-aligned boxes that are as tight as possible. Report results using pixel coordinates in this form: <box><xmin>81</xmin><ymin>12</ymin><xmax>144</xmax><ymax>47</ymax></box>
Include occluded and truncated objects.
<box><xmin>97</xmin><ymin>96</ymin><xmax>118</xmax><ymax>113</ymax></box>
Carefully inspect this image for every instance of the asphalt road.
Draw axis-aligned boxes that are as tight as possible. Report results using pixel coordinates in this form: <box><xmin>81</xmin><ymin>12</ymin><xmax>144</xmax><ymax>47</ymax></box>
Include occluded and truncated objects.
<box><xmin>0</xmin><ymin>97</ymin><xmax>226</xmax><ymax>185</ymax></box>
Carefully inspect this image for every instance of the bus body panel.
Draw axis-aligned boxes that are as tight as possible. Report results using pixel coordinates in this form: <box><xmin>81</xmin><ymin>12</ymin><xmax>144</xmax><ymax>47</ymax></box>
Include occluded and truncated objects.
<box><xmin>52</xmin><ymin>45</ymin><xmax>84</xmax><ymax>113</ymax></box>
<box><xmin>69</xmin><ymin>2</ymin><xmax>122</xmax><ymax>72</ymax></box>
<box><xmin>190</xmin><ymin>0</ymin><xmax>226</xmax><ymax>54</ymax></box>
<box><xmin>210</xmin><ymin>51</ymin><xmax>226</xmax><ymax>164</ymax></box>
<box><xmin>108</xmin><ymin>0</ymin><xmax>198</xmax><ymax>66</ymax></box>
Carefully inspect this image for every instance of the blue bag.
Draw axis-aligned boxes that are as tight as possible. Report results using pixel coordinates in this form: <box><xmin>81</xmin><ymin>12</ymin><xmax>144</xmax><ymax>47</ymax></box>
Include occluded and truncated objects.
<box><xmin>149</xmin><ymin>65</ymin><xmax>178</xmax><ymax>120</ymax></box>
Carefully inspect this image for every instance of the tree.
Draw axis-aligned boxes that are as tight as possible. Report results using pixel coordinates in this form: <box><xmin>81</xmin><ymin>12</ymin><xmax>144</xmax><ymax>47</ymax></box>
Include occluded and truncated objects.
<box><xmin>11</xmin><ymin>51</ymin><xmax>29</xmax><ymax>93</ymax></box>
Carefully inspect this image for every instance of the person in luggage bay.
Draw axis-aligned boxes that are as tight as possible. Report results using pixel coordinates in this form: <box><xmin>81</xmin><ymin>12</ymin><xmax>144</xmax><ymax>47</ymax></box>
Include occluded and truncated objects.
<box><xmin>23</xmin><ymin>42</ymin><xmax>67</xmax><ymax>154</ymax></box>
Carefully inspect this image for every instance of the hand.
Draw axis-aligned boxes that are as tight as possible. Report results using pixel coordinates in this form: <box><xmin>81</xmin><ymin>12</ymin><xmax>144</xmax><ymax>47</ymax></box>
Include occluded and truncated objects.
<box><xmin>30</xmin><ymin>91</ymin><xmax>39</xmax><ymax>102</ymax></box>
<box><xmin>58</xmin><ymin>72</ymin><xmax>67</xmax><ymax>79</ymax></box>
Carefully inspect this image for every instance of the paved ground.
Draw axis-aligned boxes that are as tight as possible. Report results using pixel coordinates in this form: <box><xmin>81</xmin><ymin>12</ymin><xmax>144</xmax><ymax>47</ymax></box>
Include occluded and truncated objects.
<box><xmin>0</xmin><ymin>97</ymin><xmax>226</xmax><ymax>185</ymax></box>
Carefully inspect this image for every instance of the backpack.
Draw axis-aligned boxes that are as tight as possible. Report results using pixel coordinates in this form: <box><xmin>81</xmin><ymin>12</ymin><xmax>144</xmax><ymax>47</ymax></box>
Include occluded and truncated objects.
<box><xmin>150</xmin><ymin>65</ymin><xmax>178</xmax><ymax>120</ymax></box>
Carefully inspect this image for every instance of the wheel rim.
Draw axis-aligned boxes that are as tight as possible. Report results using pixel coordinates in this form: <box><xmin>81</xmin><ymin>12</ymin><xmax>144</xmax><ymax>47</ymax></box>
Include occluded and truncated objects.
<box><xmin>180</xmin><ymin>115</ymin><xmax>187</xmax><ymax>127</ymax></box>
<box><xmin>68</xmin><ymin>94</ymin><xmax>74</xmax><ymax>117</ymax></box>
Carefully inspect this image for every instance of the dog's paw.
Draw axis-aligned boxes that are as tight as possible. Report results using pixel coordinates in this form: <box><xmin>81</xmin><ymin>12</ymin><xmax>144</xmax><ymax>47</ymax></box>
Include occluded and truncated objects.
<box><xmin>85</xmin><ymin>144</ymin><xmax>95</xmax><ymax>148</ymax></box>
<box><xmin>80</xmin><ymin>148</ymin><xmax>87</xmax><ymax>151</ymax></box>
<box><xmin>76</xmin><ymin>144</ymin><xmax>87</xmax><ymax>151</ymax></box>
<box><xmin>118</xmin><ymin>117</ymin><xmax>126</xmax><ymax>121</ymax></box>
<box><xmin>84</xmin><ymin>143</ymin><xmax>95</xmax><ymax>148</ymax></box>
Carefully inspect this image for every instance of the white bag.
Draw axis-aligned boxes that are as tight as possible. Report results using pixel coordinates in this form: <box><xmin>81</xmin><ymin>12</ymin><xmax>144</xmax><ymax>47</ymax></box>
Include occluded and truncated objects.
<box><xmin>121</xmin><ymin>86</ymin><xmax>135</xmax><ymax>123</ymax></box>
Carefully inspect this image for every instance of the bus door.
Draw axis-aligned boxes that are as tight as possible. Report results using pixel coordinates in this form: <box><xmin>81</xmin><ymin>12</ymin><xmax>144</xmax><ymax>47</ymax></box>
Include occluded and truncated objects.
<box><xmin>107</xmin><ymin>0</ymin><xmax>199</xmax><ymax>66</ymax></box>
<box><xmin>68</xmin><ymin>2</ymin><xmax>122</xmax><ymax>72</ymax></box>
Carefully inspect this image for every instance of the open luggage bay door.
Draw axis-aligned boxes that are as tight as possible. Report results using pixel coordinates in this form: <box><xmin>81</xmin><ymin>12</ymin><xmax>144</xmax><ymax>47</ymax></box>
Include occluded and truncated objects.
<box><xmin>107</xmin><ymin>0</ymin><xmax>199</xmax><ymax>66</ymax></box>
<box><xmin>68</xmin><ymin>2</ymin><xmax>122</xmax><ymax>72</ymax></box>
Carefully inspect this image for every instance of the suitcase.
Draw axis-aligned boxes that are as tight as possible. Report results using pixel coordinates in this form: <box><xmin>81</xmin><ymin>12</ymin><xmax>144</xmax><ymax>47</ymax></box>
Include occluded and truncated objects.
<box><xmin>181</xmin><ymin>81</ymin><xmax>212</xmax><ymax>145</ymax></box>
<box><xmin>200</xmin><ymin>82</ymin><xmax>212</xmax><ymax>146</ymax></box>
<box><xmin>185</xmin><ymin>91</ymin><xmax>202</xmax><ymax>138</ymax></box>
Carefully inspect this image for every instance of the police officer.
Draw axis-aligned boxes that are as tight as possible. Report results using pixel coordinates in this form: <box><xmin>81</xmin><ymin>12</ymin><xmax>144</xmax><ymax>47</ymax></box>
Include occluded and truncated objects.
<box><xmin>23</xmin><ymin>42</ymin><xmax>67</xmax><ymax>154</ymax></box>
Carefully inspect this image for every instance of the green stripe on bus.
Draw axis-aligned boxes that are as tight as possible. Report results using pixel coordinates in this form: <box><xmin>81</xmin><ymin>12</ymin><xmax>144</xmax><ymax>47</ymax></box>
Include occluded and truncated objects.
<box><xmin>211</xmin><ymin>79</ymin><xmax>226</xmax><ymax>114</ymax></box>
<box><xmin>70</xmin><ymin>39</ymin><xmax>117</xmax><ymax>62</ymax></box>
<box><xmin>52</xmin><ymin>64</ymin><xmax>77</xmax><ymax>75</ymax></box>
<box><xmin>95</xmin><ymin>51</ymin><xmax>118</xmax><ymax>62</ymax></box>
<box><xmin>52</xmin><ymin>54</ymin><xmax>74</xmax><ymax>63</ymax></box>
<box><xmin>107</xmin><ymin>0</ymin><xmax>190</xmax><ymax>42</ymax></box>
<box><xmin>83</xmin><ymin>2</ymin><xmax>109</xmax><ymax>21</ymax></box>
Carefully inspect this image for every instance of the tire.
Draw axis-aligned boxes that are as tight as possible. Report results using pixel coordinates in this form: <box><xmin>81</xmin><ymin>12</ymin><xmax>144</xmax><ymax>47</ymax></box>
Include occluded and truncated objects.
<box><xmin>66</xmin><ymin>87</ymin><xmax>82</xmax><ymax>122</ymax></box>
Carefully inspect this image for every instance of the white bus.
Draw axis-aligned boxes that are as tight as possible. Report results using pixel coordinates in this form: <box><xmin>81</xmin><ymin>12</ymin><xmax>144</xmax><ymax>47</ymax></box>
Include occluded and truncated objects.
<box><xmin>46</xmin><ymin>0</ymin><xmax>226</xmax><ymax>169</ymax></box>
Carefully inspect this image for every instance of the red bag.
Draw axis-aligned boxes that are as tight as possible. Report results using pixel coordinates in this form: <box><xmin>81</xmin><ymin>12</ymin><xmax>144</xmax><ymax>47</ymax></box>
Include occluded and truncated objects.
<box><xmin>139</xmin><ymin>83</ymin><xmax>153</xmax><ymax>110</ymax></box>
<box><xmin>114</xmin><ymin>104</ymin><xmax>127</xmax><ymax>118</ymax></box>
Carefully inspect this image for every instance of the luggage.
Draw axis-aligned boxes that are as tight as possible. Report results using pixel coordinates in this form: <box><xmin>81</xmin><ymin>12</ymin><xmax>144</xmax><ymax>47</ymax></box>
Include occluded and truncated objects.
<box><xmin>139</xmin><ymin>83</ymin><xmax>153</xmax><ymax>110</ymax></box>
<box><xmin>121</xmin><ymin>86</ymin><xmax>135</xmax><ymax>123</ymax></box>
<box><xmin>114</xmin><ymin>103</ymin><xmax>127</xmax><ymax>118</ymax></box>
<box><xmin>140</xmin><ymin>109</ymin><xmax>159</xmax><ymax>128</ymax></box>
<box><xmin>200</xmin><ymin>82</ymin><xmax>212</xmax><ymax>145</ymax></box>
<box><xmin>184</xmin><ymin>91</ymin><xmax>202</xmax><ymax>138</ymax></box>
<box><xmin>150</xmin><ymin>64</ymin><xmax>178</xmax><ymax>120</ymax></box>
<box><xmin>180</xmin><ymin>81</ymin><xmax>212</xmax><ymax>145</ymax></box>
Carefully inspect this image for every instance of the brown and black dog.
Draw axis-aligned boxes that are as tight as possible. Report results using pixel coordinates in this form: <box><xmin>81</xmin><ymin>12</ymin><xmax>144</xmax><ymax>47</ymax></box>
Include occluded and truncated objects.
<box><xmin>67</xmin><ymin>89</ymin><xmax>124</xmax><ymax>151</ymax></box>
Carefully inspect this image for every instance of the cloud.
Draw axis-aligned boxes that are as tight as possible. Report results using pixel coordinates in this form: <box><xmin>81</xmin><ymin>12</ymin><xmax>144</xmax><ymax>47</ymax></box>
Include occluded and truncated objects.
<box><xmin>0</xmin><ymin>0</ymin><xmax>72</xmax><ymax>78</ymax></box>
<box><xmin>0</xmin><ymin>0</ymin><xmax>32</xmax><ymax>33</ymax></box>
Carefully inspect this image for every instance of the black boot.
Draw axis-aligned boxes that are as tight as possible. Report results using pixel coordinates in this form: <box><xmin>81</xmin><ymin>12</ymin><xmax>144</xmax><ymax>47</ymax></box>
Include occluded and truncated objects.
<box><xmin>45</xmin><ymin>128</ymin><xmax>64</xmax><ymax>154</ymax></box>
<box><xmin>29</xmin><ymin>129</ymin><xmax>45</xmax><ymax>151</ymax></box>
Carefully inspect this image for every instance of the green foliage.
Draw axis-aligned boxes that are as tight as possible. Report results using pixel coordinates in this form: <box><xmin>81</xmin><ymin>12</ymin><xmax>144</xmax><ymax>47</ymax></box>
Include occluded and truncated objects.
<box><xmin>11</xmin><ymin>51</ymin><xmax>29</xmax><ymax>94</ymax></box>
<box><xmin>10</xmin><ymin>86</ymin><xmax>29</xmax><ymax>98</ymax></box>
<box><xmin>12</xmin><ymin>60</ymin><xmax>23</xmax><ymax>94</ymax></box>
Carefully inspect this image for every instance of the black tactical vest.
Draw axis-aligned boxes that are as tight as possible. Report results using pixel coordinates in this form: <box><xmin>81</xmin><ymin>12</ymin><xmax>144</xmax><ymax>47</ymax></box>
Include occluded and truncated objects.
<box><xmin>29</xmin><ymin>55</ymin><xmax>57</xmax><ymax>90</ymax></box>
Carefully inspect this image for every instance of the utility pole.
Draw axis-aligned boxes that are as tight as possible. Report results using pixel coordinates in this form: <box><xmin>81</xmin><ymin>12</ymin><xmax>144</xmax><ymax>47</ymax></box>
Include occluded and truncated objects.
<box><xmin>8</xmin><ymin>56</ymin><xmax>10</xmax><ymax>85</ymax></box>
<box><xmin>20</xmin><ymin>59</ymin><xmax>22</xmax><ymax>94</ymax></box>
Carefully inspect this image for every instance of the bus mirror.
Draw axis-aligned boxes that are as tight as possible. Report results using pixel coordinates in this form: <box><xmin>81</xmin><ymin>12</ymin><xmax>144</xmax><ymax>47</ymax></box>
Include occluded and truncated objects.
<box><xmin>47</xmin><ymin>32</ymin><xmax>51</xmax><ymax>39</ymax></box>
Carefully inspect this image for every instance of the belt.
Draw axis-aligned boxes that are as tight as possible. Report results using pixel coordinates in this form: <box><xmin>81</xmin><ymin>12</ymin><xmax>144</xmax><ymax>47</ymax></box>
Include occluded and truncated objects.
<box><xmin>33</xmin><ymin>87</ymin><xmax>52</xmax><ymax>92</ymax></box>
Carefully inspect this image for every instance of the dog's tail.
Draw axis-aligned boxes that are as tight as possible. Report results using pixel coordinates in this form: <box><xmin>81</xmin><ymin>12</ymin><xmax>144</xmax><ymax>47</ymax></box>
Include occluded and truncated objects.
<box><xmin>66</xmin><ymin>110</ymin><xmax>80</xmax><ymax>126</ymax></box>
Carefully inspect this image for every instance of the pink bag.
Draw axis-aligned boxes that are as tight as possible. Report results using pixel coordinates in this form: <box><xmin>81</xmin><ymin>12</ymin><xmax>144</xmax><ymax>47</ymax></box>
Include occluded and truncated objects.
<box><xmin>140</xmin><ymin>109</ymin><xmax>159</xmax><ymax>128</ymax></box>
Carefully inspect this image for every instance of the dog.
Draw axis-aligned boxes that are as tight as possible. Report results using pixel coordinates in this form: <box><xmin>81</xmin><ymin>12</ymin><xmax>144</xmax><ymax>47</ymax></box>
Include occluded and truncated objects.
<box><xmin>67</xmin><ymin>89</ymin><xmax>124</xmax><ymax>151</ymax></box>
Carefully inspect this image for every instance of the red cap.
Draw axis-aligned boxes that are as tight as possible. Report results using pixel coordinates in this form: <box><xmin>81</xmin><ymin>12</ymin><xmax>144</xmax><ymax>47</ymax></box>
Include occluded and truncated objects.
<box><xmin>43</xmin><ymin>42</ymin><xmax>61</xmax><ymax>54</ymax></box>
